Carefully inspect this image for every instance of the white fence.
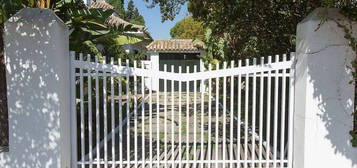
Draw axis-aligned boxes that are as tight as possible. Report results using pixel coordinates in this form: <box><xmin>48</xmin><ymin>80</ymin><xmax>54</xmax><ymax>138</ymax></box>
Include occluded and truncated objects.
<box><xmin>70</xmin><ymin>52</ymin><xmax>295</xmax><ymax>168</ymax></box>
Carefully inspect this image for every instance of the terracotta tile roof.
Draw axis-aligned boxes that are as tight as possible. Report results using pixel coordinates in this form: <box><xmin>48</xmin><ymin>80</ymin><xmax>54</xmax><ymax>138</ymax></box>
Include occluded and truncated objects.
<box><xmin>106</xmin><ymin>15</ymin><xmax>145</xmax><ymax>30</ymax></box>
<box><xmin>89</xmin><ymin>1</ymin><xmax>114</xmax><ymax>10</ymax></box>
<box><xmin>89</xmin><ymin>1</ymin><xmax>143</xmax><ymax>30</ymax></box>
<box><xmin>89</xmin><ymin>1</ymin><xmax>151</xmax><ymax>39</ymax></box>
<box><xmin>146</xmin><ymin>39</ymin><xmax>203</xmax><ymax>51</ymax></box>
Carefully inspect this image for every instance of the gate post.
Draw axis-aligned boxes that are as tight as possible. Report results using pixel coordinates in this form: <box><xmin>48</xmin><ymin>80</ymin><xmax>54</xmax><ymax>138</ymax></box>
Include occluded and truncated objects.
<box><xmin>0</xmin><ymin>9</ymin><xmax>71</xmax><ymax>167</ymax></box>
<box><xmin>148</xmin><ymin>51</ymin><xmax>159</xmax><ymax>91</ymax></box>
<box><xmin>294</xmin><ymin>8</ymin><xmax>357</xmax><ymax>168</ymax></box>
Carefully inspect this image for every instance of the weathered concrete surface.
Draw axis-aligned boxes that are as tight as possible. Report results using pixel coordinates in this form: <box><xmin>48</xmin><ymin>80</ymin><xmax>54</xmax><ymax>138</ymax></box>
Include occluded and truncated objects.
<box><xmin>0</xmin><ymin>8</ymin><xmax>71</xmax><ymax>168</ymax></box>
<box><xmin>294</xmin><ymin>8</ymin><xmax>357</xmax><ymax>168</ymax></box>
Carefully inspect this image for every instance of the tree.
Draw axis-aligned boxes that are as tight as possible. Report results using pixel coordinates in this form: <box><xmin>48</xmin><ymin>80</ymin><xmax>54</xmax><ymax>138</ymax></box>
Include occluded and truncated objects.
<box><xmin>143</xmin><ymin>0</ymin><xmax>186</xmax><ymax>21</ymax></box>
<box><xmin>170</xmin><ymin>16</ymin><xmax>204</xmax><ymax>39</ymax></box>
<box><xmin>125</xmin><ymin>0</ymin><xmax>145</xmax><ymax>25</ymax></box>
<box><xmin>145</xmin><ymin>0</ymin><xmax>357</xmax><ymax>61</ymax></box>
<box><xmin>196</xmin><ymin>1</ymin><xmax>357</xmax><ymax>61</ymax></box>
<box><xmin>107</xmin><ymin>0</ymin><xmax>125</xmax><ymax>17</ymax></box>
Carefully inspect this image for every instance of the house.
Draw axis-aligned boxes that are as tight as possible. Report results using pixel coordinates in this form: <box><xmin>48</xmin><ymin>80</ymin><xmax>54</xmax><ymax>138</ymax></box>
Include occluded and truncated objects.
<box><xmin>88</xmin><ymin>1</ymin><xmax>206</xmax><ymax>92</ymax></box>
<box><xmin>145</xmin><ymin>39</ymin><xmax>206</xmax><ymax>91</ymax></box>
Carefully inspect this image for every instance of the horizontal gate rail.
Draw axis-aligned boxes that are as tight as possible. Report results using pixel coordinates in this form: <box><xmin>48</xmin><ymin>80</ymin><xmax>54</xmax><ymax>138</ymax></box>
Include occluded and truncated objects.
<box><xmin>72</xmin><ymin>57</ymin><xmax>293</xmax><ymax>81</ymax></box>
<box><xmin>78</xmin><ymin>159</ymin><xmax>289</xmax><ymax>165</ymax></box>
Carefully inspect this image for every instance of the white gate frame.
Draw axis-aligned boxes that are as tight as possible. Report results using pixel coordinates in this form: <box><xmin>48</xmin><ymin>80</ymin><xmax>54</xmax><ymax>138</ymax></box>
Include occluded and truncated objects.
<box><xmin>70</xmin><ymin>52</ymin><xmax>296</xmax><ymax>168</ymax></box>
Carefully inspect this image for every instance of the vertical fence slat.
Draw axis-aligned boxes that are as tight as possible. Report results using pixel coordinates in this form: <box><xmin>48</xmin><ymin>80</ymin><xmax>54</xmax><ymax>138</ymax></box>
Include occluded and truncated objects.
<box><xmin>118</xmin><ymin>58</ymin><xmax>123</xmax><ymax>168</ymax></box>
<box><xmin>243</xmin><ymin>59</ymin><xmax>249</xmax><ymax>168</ymax></box>
<box><xmin>252</xmin><ymin>58</ymin><xmax>257</xmax><ymax>168</ymax></box>
<box><xmin>141</xmin><ymin>62</ymin><xmax>146</xmax><ymax>168</ymax></box>
<box><xmin>126</xmin><ymin>59</ymin><xmax>130</xmax><ymax>168</ymax></box>
<box><xmin>70</xmin><ymin>51</ymin><xmax>78</xmax><ymax>168</ymax></box>
<box><xmin>178</xmin><ymin>66</ymin><xmax>182</xmax><ymax>168</ymax></box>
<box><xmin>229</xmin><ymin>60</ymin><xmax>235</xmax><ymax>168</ymax></box>
<box><xmin>149</xmin><ymin>62</ymin><xmax>153</xmax><ymax>168</ymax></box>
<box><xmin>273</xmin><ymin>55</ymin><xmax>280</xmax><ymax>168</ymax></box>
<box><xmin>164</xmin><ymin>64</ymin><xmax>168</xmax><ymax>168</ymax></box>
<box><xmin>157</xmin><ymin>65</ymin><xmax>161</xmax><ymax>168</ymax></box>
<box><xmin>258</xmin><ymin>57</ymin><xmax>265</xmax><ymax>168</ymax></box>
<box><xmin>208</xmin><ymin>64</ymin><xmax>212</xmax><ymax>168</ymax></box>
<box><xmin>193</xmin><ymin>65</ymin><xmax>197</xmax><ymax>168</ymax></box>
<box><xmin>223</xmin><ymin>62</ymin><xmax>227</xmax><ymax>167</ymax></box>
<box><xmin>110</xmin><ymin>57</ymin><xmax>116</xmax><ymax>168</ymax></box>
<box><xmin>87</xmin><ymin>54</ymin><xmax>93</xmax><ymax>168</ymax></box>
<box><xmin>171</xmin><ymin>65</ymin><xmax>175</xmax><ymax>168</ymax></box>
<box><xmin>103</xmin><ymin>56</ymin><xmax>108</xmax><ymax>168</ymax></box>
<box><xmin>186</xmin><ymin>66</ymin><xmax>190</xmax><ymax>164</ymax></box>
<box><xmin>95</xmin><ymin>56</ymin><xmax>101</xmax><ymax>168</ymax></box>
<box><xmin>237</xmin><ymin>60</ymin><xmax>242</xmax><ymax>167</ymax></box>
<box><xmin>134</xmin><ymin>61</ymin><xmax>138</xmax><ymax>168</ymax></box>
<box><xmin>280</xmin><ymin>54</ymin><xmax>287</xmax><ymax>168</ymax></box>
<box><xmin>79</xmin><ymin>53</ymin><xmax>85</xmax><ymax>168</ymax></box>
<box><xmin>288</xmin><ymin>52</ymin><xmax>296</xmax><ymax>168</ymax></box>
<box><xmin>215</xmin><ymin>63</ymin><xmax>220</xmax><ymax>168</ymax></box>
<box><xmin>200</xmin><ymin>63</ymin><xmax>205</xmax><ymax>168</ymax></box>
<box><xmin>266</xmin><ymin>56</ymin><xmax>272</xmax><ymax>168</ymax></box>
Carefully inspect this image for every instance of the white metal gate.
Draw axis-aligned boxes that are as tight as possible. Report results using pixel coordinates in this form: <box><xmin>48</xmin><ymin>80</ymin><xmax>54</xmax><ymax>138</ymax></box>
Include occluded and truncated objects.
<box><xmin>70</xmin><ymin>52</ymin><xmax>295</xmax><ymax>168</ymax></box>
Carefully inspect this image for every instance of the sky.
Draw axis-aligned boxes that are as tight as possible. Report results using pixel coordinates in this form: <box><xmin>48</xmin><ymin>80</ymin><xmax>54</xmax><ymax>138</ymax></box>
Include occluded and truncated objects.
<box><xmin>124</xmin><ymin>0</ymin><xmax>189</xmax><ymax>40</ymax></box>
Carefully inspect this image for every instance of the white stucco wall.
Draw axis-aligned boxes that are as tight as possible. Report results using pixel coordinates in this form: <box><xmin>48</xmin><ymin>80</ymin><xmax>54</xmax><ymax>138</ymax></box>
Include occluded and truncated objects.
<box><xmin>0</xmin><ymin>9</ymin><xmax>71</xmax><ymax>168</ymax></box>
<box><xmin>122</xmin><ymin>44</ymin><xmax>142</xmax><ymax>54</ymax></box>
<box><xmin>294</xmin><ymin>8</ymin><xmax>357</xmax><ymax>168</ymax></box>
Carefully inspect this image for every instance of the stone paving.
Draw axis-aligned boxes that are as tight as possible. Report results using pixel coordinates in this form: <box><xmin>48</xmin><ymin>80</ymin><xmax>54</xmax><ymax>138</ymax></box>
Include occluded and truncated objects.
<box><xmin>92</xmin><ymin>92</ymin><xmax>280</xmax><ymax>168</ymax></box>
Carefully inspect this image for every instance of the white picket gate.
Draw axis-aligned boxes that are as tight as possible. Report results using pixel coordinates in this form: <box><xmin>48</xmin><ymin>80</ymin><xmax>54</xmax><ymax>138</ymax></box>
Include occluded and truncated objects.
<box><xmin>70</xmin><ymin>52</ymin><xmax>296</xmax><ymax>168</ymax></box>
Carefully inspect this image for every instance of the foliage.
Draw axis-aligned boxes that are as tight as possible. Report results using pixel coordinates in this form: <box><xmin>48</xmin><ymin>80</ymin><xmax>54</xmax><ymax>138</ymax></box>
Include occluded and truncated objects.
<box><xmin>199</xmin><ymin>29</ymin><xmax>225</xmax><ymax>66</ymax></box>
<box><xmin>333</xmin><ymin>8</ymin><xmax>357</xmax><ymax>147</ymax></box>
<box><xmin>0</xmin><ymin>0</ymin><xmax>56</xmax><ymax>26</ymax></box>
<box><xmin>95</xmin><ymin>32</ymin><xmax>149</xmax><ymax>61</ymax></box>
<box><xmin>143</xmin><ymin>0</ymin><xmax>186</xmax><ymax>22</ymax></box>
<box><xmin>144</xmin><ymin>0</ymin><xmax>356</xmax><ymax>61</ymax></box>
<box><xmin>0</xmin><ymin>0</ymin><xmax>138</xmax><ymax>55</ymax></box>
<box><xmin>55</xmin><ymin>0</ymin><xmax>113</xmax><ymax>54</ymax></box>
<box><xmin>107</xmin><ymin>0</ymin><xmax>145</xmax><ymax>26</ymax></box>
<box><xmin>170</xmin><ymin>16</ymin><xmax>204</xmax><ymax>39</ymax></box>
<box><xmin>107</xmin><ymin>0</ymin><xmax>125</xmax><ymax>17</ymax></box>
<box><xmin>125</xmin><ymin>0</ymin><xmax>145</xmax><ymax>26</ymax></box>
<box><xmin>54</xmin><ymin>0</ymin><xmax>147</xmax><ymax>59</ymax></box>
<box><xmin>189</xmin><ymin>1</ymin><xmax>328</xmax><ymax>61</ymax></box>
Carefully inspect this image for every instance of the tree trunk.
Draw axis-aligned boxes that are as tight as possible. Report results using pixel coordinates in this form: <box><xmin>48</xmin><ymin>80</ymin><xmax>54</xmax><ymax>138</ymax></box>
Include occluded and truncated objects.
<box><xmin>0</xmin><ymin>26</ymin><xmax>9</xmax><ymax>150</ymax></box>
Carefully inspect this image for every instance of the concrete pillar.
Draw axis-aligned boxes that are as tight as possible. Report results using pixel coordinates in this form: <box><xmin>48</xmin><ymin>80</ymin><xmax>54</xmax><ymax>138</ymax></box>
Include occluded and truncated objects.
<box><xmin>0</xmin><ymin>8</ymin><xmax>71</xmax><ymax>168</ymax></box>
<box><xmin>294</xmin><ymin>8</ymin><xmax>357</xmax><ymax>168</ymax></box>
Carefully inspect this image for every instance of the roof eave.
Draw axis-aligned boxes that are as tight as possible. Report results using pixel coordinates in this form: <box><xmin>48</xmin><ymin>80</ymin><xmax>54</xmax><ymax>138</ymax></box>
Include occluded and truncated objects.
<box><xmin>147</xmin><ymin>50</ymin><xmax>202</xmax><ymax>54</ymax></box>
